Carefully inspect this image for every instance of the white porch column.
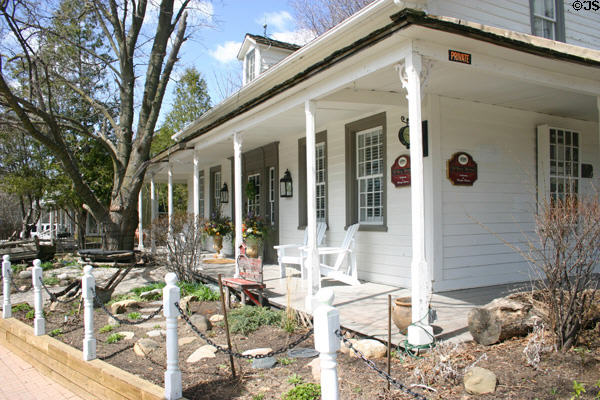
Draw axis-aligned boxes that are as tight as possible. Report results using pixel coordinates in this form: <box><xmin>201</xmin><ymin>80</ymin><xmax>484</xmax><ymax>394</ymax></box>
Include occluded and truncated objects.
<box><xmin>150</xmin><ymin>174</ymin><xmax>157</xmax><ymax>254</ymax></box>
<box><xmin>305</xmin><ymin>99</ymin><xmax>321</xmax><ymax>312</ymax></box>
<box><xmin>168</xmin><ymin>163</ymin><xmax>174</xmax><ymax>229</ymax></box>
<box><xmin>193</xmin><ymin>150</ymin><xmax>200</xmax><ymax>219</ymax></box>
<box><xmin>138</xmin><ymin>189</ymin><xmax>144</xmax><ymax>250</ymax></box>
<box><xmin>233</xmin><ymin>132</ymin><xmax>243</xmax><ymax>276</ymax></box>
<box><xmin>49</xmin><ymin>210</ymin><xmax>55</xmax><ymax>239</ymax></box>
<box><xmin>403</xmin><ymin>51</ymin><xmax>433</xmax><ymax>346</ymax></box>
<box><xmin>597</xmin><ymin>97</ymin><xmax>600</xmax><ymax>156</ymax></box>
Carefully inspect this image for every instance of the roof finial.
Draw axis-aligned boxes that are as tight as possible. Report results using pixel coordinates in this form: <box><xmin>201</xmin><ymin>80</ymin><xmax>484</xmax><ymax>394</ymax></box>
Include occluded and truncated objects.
<box><xmin>263</xmin><ymin>23</ymin><xmax>268</xmax><ymax>37</ymax></box>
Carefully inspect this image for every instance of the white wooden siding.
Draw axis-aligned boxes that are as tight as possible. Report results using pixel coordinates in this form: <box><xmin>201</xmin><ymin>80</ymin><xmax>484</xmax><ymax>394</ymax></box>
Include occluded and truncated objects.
<box><xmin>427</xmin><ymin>0</ymin><xmax>600</xmax><ymax>50</ymax></box>
<box><xmin>436</xmin><ymin>96</ymin><xmax>599</xmax><ymax>292</ymax></box>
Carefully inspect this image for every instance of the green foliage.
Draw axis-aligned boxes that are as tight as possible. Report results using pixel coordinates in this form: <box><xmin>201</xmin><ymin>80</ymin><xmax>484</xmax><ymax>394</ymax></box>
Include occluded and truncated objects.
<box><xmin>49</xmin><ymin>328</ymin><xmax>63</xmax><ymax>337</ymax></box>
<box><xmin>43</xmin><ymin>276</ymin><xmax>60</xmax><ymax>286</ymax></box>
<box><xmin>40</xmin><ymin>261</ymin><xmax>55</xmax><ymax>270</ymax></box>
<box><xmin>12</xmin><ymin>303</ymin><xmax>33</xmax><ymax>313</ymax></box>
<box><xmin>127</xmin><ymin>312</ymin><xmax>141</xmax><ymax>320</ymax></box>
<box><xmin>106</xmin><ymin>333</ymin><xmax>124</xmax><ymax>344</ymax></box>
<box><xmin>287</xmin><ymin>374</ymin><xmax>304</xmax><ymax>386</ymax></box>
<box><xmin>278</xmin><ymin>357</ymin><xmax>296</xmax><ymax>366</ymax></box>
<box><xmin>130</xmin><ymin>282</ymin><xmax>166</xmax><ymax>296</ymax></box>
<box><xmin>571</xmin><ymin>380</ymin><xmax>586</xmax><ymax>399</ymax></box>
<box><xmin>352</xmin><ymin>386</ymin><xmax>362</xmax><ymax>394</ymax></box>
<box><xmin>282</xmin><ymin>315</ymin><xmax>297</xmax><ymax>334</ymax></box>
<box><xmin>152</xmin><ymin>67</ymin><xmax>211</xmax><ymax>156</ymax></box>
<box><xmin>11</xmin><ymin>264</ymin><xmax>27</xmax><ymax>274</ymax></box>
<box><xmin>252</xmin><ymin>395</ymin><xmax>265</xmax><ymax>400</ymax></box>
<box><xmin>281</xmin><ymin>383</ymin><xmax>321</xmax><ymax>400</ymax></box>
<box><xmin>226</xmin><ymin>306</ymin><xmax>283</xmax><ymax>335</ymax></box>
<box><xmin>179</xmin><ymin>281</ymin><xmax>220</xmax><ymax>301</ymax></box>
<box><xmin>100</xmin><ymin>324</ymin><xmax>116</xmax><ymax>333</ymax></box>
<box><xmin>25</xmin><ymin>310</ymin><xmax>35</xmax><ymax>320</ymax></box>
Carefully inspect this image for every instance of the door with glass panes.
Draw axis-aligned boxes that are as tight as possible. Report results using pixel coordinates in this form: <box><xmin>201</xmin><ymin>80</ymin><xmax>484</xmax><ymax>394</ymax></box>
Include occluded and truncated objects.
<box><xmin>240</xmin><ymin>143</ymin><xmax>279</xmax><ymax>263</ymax></box>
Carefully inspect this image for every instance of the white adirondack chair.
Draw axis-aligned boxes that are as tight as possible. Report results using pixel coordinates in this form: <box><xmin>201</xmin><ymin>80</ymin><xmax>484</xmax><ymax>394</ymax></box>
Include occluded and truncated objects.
<box><xmin>274</xmin><ymin>222</ymin><xmax>327</xmax><ymax>278</ymax></box>
<box><xmin>316</xmin><ymin>223</ymin><xmax>360</xmax><ymax>286</ymax></box>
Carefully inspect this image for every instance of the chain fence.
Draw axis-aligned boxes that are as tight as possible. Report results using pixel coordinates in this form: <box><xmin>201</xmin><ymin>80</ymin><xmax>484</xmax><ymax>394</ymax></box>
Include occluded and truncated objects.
<box><xmin>9</xmin><ymin>275</ymin><xmax>29</xmax><ymax>293</ymax></box>
<box><xmin>93</xmin><ymin>289</ymin><xmax>163</xmax><ymax>325</ymax></box>
<box><xmin>176</xmin><ymin>302</ymin><xmax>313</xmax><ymax>360</ymax></box>
<box><xmin>39</xmin><ymin>277</ymin><xmax>80</xmax><ymax>304</ymax></box>
<box><xmin>336</xmin><ymin>330</ymin><xmax>429</xmax><ymax>400</ymax></box>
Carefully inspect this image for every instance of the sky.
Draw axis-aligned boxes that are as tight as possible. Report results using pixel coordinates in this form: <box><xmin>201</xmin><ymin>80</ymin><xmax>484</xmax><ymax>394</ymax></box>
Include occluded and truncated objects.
<box><xmin>160</xmin><ymin>0</ymin><xmax>315</xmax><ymax>124</ymax></box>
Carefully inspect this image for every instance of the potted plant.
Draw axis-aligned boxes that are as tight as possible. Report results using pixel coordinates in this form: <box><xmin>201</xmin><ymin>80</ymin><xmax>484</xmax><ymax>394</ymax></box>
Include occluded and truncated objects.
<box><xmin>203</xmin><ymin>212</ymin><xmax>233</xmax><ymax>257</ymax></box>
<box><xmin>242</xmin><ymin>213</ymin><xmax>269</xmax><ymax>258</ymax></box>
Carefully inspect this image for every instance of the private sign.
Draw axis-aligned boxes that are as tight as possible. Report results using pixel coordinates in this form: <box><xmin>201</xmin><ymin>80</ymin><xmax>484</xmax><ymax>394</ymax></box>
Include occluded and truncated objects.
<box><xmin>448</xmin><ymin>50</ymin><xmax>471</xmax><ymax>64</ymax></box>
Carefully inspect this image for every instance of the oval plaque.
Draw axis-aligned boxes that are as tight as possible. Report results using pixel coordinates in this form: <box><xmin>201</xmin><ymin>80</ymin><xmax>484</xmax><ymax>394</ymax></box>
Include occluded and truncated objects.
<box><xmin>448</xmin><ymin>152</ymin><xmax>477</xmax><ymax>186</ymax></box>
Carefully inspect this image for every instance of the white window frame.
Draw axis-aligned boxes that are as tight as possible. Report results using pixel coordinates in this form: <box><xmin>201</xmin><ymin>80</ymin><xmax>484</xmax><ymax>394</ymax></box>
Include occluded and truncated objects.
<box><xmin>537</xmin><ymin>125</ymin><xmax>580</xmax><ymax>208</ymax></box>
<box><xmin>198</xmin><ymin>172</ymin><xmax>205</xmax><ymax>219</ymax></box>
<box><xmin>356</xmin><ymin>126</ymin><xmax>384</xmax><ymax>225</ymax></box>
<box><xmin>245</xmin><ymin>49</ymin><xmax>255</xmax><ymax>83</ymax></box>
<box><xmin>214</xmin><ymin>171</ymin><xmax>221</xmax><ymax>212</ymax></box>
<box><xmin>269</xmin><ymin>167</ymin><xmax>275</xmax><ymax>225</ymax></box>
<box><xmin>530</xmin><ymin>0</ymin><xmax>564</xmax><ymax>41</ymax></box>
<box><xmin>315</xmin><ymin>142</ymin><xmax>327</xmax><ymax>222</ymax></box>
<box><xmin>247</xmin><ymin>173</ymin><xmax>260</xmax><ymax>216</ymax></box>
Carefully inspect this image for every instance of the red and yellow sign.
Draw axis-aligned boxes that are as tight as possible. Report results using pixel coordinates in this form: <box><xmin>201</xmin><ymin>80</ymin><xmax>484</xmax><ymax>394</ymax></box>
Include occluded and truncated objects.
<box><xmin>447</xmin><ymin>152</ymin><xmax>477</xmax><ymax>186</ymax></box>
<box><xmin>391</xmin><ymin>155</ymin><xmax>411</xmax><ymax>187</ymax></box>
<box><xmin>448</xmin><ymin>50</ymin><xmax>471</xmax><ymax>64</ymax></box>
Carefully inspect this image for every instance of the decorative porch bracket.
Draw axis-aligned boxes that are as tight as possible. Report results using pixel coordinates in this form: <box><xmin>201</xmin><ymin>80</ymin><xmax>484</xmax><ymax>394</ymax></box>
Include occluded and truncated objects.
<box><xmin>233</xmin><ymin>131</ymin><xmax>243</xmax><ymax>277</ymax></box>
<box><xmin>305</xmin><ymin>99</ymin><xmax>321</xmax><ymax>312</ymax></box>
<box><xmin>397</xmin><ymin>49</ymin><xmax>434</xmax><ymax>347</ymax></box>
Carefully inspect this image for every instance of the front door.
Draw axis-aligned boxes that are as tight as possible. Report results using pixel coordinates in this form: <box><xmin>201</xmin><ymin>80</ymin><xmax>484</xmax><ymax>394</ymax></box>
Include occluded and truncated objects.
<box><xmin>240</xmin><ymin>143</ymin><xmax>279</xmax><ymax>263</ymax></box>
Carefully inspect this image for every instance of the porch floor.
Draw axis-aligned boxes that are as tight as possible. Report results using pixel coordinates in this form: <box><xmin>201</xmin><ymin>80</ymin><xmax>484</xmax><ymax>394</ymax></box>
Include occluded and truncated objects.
<box><xmin>196</xmin><ymin>260</ymin><xmax>529</xmax><ymax>345</ymax></box>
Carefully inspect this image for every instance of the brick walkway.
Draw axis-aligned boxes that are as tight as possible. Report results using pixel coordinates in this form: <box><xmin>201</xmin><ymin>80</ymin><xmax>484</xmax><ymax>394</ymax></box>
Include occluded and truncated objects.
<box><xmin>0</xmin><ymin>343</ymin><xmax>84</xmax><ymax>400</ymax></box>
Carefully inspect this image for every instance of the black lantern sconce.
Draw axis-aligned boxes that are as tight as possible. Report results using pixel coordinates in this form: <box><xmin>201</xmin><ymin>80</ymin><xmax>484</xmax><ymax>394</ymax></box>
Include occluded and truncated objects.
<box><xmin>220</xmin><ymin>183</ymin><xmax>229</xmax><ymax>203</ymax></box>
<box><xmin>398</xmin><ymin>116</ymin><xmax>429</xmax><ymax>157</ymax></box>
<box><xmin>280</xmin><ymin>169</ymin><xmax>293</xmax><ymax>198</ymax></box>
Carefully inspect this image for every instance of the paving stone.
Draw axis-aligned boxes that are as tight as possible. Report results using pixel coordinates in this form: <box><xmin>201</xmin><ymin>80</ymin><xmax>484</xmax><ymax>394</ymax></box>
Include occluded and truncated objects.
<box><xmin>353</xmin><ymin>339</ymin><xmax>387</xmax><ymax>359</ymax></box>
<box><xmin>134</xmin><ymin>338</ymin><xmax>159</xmax><ymax>356</ymax></box>
<box><xmin>110</xmin><ymin>299</ymin><xmax>140</xmax><ymax>314</ymax></box>
<box><xmin>209</xmin><ymin>314</ymin><xmax>224</xmax><ymax>323</ymax></box>
<box><xmin>252</xmin><ymin>357</ymin><xmax>276</xmax><ymax>369</ymax></box>
<box><xmin>140</xmin><ymin>288</ymin><xmax>162</xmax><ymax>300</ymax></box>
<box><xmin>242</xmin><ymin>348</ymin><xmax>272</xmax><ymax>357</ymax></box>
<box><xmin>178</xmin><ymin>336</ymin><xmax>196</xmax><ymax>346</ymax></box>
<box><xmin>146</xmin><ymin>329</ymin><xmax>165</xmax><ymax>338</ymax></box>
<box><xmin>19</xmin><ymin>271</ymin><xmax>32</xmax><ymax>279</ymax></box>
<box><xmin>186</xmin><ymin>345</ymin><xmax>217</xmax><ymax>363</ymax></box>
<box><xmin>118</xmin><ymin>331</ymin><xmax>135</xmax><ymax>340</ymax></box>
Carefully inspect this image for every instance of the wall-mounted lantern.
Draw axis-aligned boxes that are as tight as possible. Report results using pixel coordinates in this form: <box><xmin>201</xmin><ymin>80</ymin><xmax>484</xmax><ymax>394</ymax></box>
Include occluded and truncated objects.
<box><xmin>280</xmin><ymin>169</ymin><xmax>293</xmax><ymax>198</ymax></box>
<box><xmin>220</xmin><ymin>183</ymin><xmax>229</xmax><ymax>203</ymax></box>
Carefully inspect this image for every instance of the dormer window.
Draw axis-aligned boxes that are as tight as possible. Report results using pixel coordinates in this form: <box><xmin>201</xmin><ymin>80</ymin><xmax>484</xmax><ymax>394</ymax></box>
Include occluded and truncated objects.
<box><xmin>245</xmin><ymin>49</ymin><xmax>256</xmax><ymax>83</ymax></box>
<box><xmin>530</xmin><ymin>0</ymin><xmax>564</xmax><ymax>41</ymax></box>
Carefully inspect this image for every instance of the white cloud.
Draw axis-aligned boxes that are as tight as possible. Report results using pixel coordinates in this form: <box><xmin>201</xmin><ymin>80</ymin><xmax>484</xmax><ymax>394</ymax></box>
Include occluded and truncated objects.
<box><xmin>209</xmin><ymin>41</ymin><xmax>242</xmax><ymax>64</ymax></box>
<box><xmin>272</xmin><ymin>28</ymin><xmax>316</xmax><ymax>46</ymax></box>
<box><xmin>256</xmin><ymin>11</ymin><xmax>293</xmax><ymax>32</ymax></box>
<box><xmin>146</xmin><ymin>0</ymin><xmax>213</xmax><ymax>26</ymax></box>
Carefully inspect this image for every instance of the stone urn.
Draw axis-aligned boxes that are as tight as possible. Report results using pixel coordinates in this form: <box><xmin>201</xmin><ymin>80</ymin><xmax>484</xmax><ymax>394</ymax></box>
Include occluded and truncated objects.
<box><xmin>245</xmin><ymin>238</ymin><xmax>261</xmax><ymax>259</ymax></box>
<box><xmin>392</xmin><ymin>297</ymin><xmax>411</xmax><ymax>334</ymax></box>
<box><xmin>213</xmin><ymin>235</ymin><xmax>223</xmax><ymax>258</ymax></box>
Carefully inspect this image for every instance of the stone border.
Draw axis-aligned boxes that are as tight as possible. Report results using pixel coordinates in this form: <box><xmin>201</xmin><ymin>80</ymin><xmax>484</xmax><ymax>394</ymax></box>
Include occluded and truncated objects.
<box><xmin>0</xmin><ymin>317</ymin><xmax>167</xmax><ymax>400</ymax></box>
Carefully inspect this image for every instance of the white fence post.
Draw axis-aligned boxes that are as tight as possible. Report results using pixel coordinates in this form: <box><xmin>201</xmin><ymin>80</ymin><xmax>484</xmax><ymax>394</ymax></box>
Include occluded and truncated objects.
<box><xmin>82</xmin><ymin>265</ymin><xmax>96</xmax><ymax>361</ymax></box>
<box><xmin>314</xmin><ymin>288</ymin><xmax>340</xmax><ymax>400</ymax></box>
<box><xmin>32</xmin><ymin>259</ymin><xmax>45</xmax><ymax>336</ymax></box>
<box><xmin>163</xmin><ymin>272</ymin><xmax>182</xmax><ymax>400</ymax></box>
<box><xmin>2</xmin><ymin>255</ymin><xmax>11</xmax><ymax>318</ymax></box>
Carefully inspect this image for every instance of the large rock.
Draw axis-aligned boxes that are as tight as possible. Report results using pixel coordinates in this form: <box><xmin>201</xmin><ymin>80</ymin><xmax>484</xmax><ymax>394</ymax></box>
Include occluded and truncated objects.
<box><xmin>353</xmin><ymin>339</ymin><xmax>387</xmax><ymax>359</ymax></box>
<box><xmin>186</xmin><ymin>345</ymin><xmax>217</xmax><ymax>363</ymax></box>
<box><xmin>209</xmin><ymin>314</ymin><xmax>224</xmax><ymax>323</ymax></box>
<box><xmin>19</xmin><ymin>270</ymin><xmax>32</xmax><ymax>279</ymax></box>
<box><xmin>242</xmin><ymin>348</ymin><xmax>272</xmax><ymax>357</ymax></box>
<box><xmin>110</xmin><ymin>299</ymin><xmax>140</xmax><ymax>315</ymax></box>
<box><xmin>180</xmin><ymin>295</ymin><xmax>199</xmax><ymax>314</ymax></box>
<box><xmin>178</xmin><ymin>337</ymin><xmax>196</xmax><ymax>346</ymax></box>
<box><xmin>118</xmin><ymin>331</ymin><xmax>135</xmax><ymax>341</ymax></box>
<box><xmin>133</xmin><ymin>338</ymin><xmax>159</xmax><ymax>357</ymax></box>
<box><xmin>339</xmin><ymin>338</ymin><xmax>358</xmax><ymax>355</ymax></box>
<box><xmin>306</xmin><ymin>358</ymin><xmax>320</xmax><ymax>381</ymax></box>
<box><xmin>189</xmin><ymin>314</ymin><xmax>211</xmax><ymax>331</ymax></box>
<box><xmin>146</xmin><ymin>329</ymin><xmax>165</xmax><ymax>338</ymax></box>
<box><xmin>464</xmin><ymin>367</ymin><xmax>497</xmax><ymax>394</ymax></box>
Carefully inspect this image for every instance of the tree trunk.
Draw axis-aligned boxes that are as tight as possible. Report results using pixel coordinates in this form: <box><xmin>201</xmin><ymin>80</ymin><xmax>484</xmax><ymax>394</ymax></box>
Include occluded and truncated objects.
<box><xmin>468</xmin><ymin>295</ymin><xmax>543</xmax><ymax>345</ymax></box>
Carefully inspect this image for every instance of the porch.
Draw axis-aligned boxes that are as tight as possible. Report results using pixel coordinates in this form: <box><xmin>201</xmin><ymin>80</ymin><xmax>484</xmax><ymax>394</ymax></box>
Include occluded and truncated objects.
<box><xmin>194</xmin><ymin>260</ymin><xmax>524</xmax><ymax>345</ymax></box>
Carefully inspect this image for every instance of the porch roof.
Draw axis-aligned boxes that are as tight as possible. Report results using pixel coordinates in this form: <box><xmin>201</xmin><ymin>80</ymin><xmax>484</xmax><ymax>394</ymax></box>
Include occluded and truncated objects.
<box><xmin>150</xmin><ymin>2</ymin><xmax>600</xmax><ymax>166</ymax></box>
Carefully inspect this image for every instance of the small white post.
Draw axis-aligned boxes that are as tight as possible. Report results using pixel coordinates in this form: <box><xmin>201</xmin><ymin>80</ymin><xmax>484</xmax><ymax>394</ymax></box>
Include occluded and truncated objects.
<box><xmin>163</xmin><ymin>272</ymin><xmax>182</xmax><ymax>400</ymax></box>
<box><xmin>138</xmin><ymin>189</ymin><xmax>144</xmax><ymax>250</ymax></box>
<box><xmin>2</xmin><ymin>255</ymin><xmax>11</xmax><ymax>318</ymax></box>
<box><xmin>31</xmin><ymin>259</ymin><xmax>45</xmax><ymax>336</ymax></box>
<box><xmin>314</xmin><ymin>288</ymin><xmax>340</xmax><ymax>400</ymax></box>
<box><xmin>168</xmin><ymin>163</ymin><xmax>174</xmax><ymax>229</ymax></box>
<box><xmin>82</xmin><ymin>265</ymin><xmax>96</xmax><ymax>361</ymax></box>
<box><xmin>150</xmin><ymin>174</ymin><xmax>157</xmax><ymax>254</ymax></box>
<box><xmin>233</xmin><ymin>131</ymin><xmax>243</xmax><ymax>276</ymax></box>
<box><xmin>49</xmin><ymin>209</ymin><xmax>55</xmax><ymax>239</ymax></box>
<box><xmin>193</xmin><ymin>150</ymin><xmax>200</xmax><ymax>219</ymax></box>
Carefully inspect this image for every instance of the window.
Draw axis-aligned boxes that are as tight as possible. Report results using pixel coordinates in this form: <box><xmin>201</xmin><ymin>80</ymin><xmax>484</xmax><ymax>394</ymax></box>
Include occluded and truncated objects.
<box><xmin>345</xmin><ymin>113</ymin><xmax>387</xmax><ymax>231</ymax></box>
<box><xmin>198</xmin><ymin>171</ymin><xmax>205</xmax><ymax>218</ymax></box>
<box><xmin>269</xmin><ymin>167</ymin><xmax>276</xmax><ymax>225</ymax></box>
<box><xmin>537</xmin><ymin>125</ymin><xmax>580</xmax><ymax>205</ymax></box>
<box><xmin>356</xmin><ymin>127</ymin><xmax>384</xmax><ymax>224</ymax></box>
<box><xmin>530</xmin><ymin>0</ymin><xmax>565</xmax><ymax>41</ymax></box>
<box><xmin>245</xmin><ymin>49</ymin><xmax>255</xmax><ymax>83</ymax></box>
<box><xmin>247</xmin><ymin>173</ymin><xmax>260</xmax><ymax>215</ymax></box>
<box><xmin>298</xmin><ymin>131</ymin><xmax>327</xmax><ymax>228</ymax></box>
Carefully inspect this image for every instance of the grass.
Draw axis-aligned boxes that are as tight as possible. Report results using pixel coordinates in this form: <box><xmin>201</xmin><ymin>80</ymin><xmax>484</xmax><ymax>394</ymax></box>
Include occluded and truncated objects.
<box><xmin>127</xmin><ymin>312</ymin><xmax>141</xmax><ymax>320</ymax></box>
<box><xmin>226</xmin><ymin>305</ymin><xmax>283</xmax><ymax>335</ymax></box>
<box><xmin>40</xmin><ymin>261</ymin><xmax>55</xmax><ymax>270</ymax></box>
<box><xmin>107</xmin><ymin>280</ymin><xmax>219</xmax><ymax>305</ymax></box>
<box><xmin>282</xmin><ymin>383</ymin><xmax>321</xmax><ymax>400</ymax></box>
<box><xmin>287</xmin><ymin>374</ymin><xmax>303</xmax><ymax>386</ymax></box>
<box><xmin>106</xmin><ymin>333</ymin><xmax>124</xmax><ymax>344</ymax></box>
<box><xmin>12</xmin><ymin>303</ymin><xmax>33</xmax><ymax>313</ymax></box>
<box><xmin>42</xmin><ymin>276</ymin><xmax>60</xmax><ymax>286</ymax></box>
<box><xmin>100</xmin><ymin>324</ymin><xmax>118</xmax><ymax>333</ymax></box>
<box><xmin>278</xmin><ymin>357</ymin><xmax>295</xmax><ymax>366</ymax></box>
<box><xmin>49</xmin><ymin>328</ymin><xmax>63</xmax><ymax>337</ymax></box>
<box><xmin>25</xmin><ymin>309</ymin><xmax>45</xmax><ymax>319</ymax></box>
<box><xmin>10</xmin><ymin>264</ymin><xmax>27</xmax><ymax>274</ymax></box>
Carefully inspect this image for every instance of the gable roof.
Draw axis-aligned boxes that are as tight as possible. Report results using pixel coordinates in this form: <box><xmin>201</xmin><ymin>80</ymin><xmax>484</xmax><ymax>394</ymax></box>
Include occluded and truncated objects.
<box><xmin>237</xmin><ymin>33</ymin><xmax>302</xmax><ymax>60</ymax></box>
<box><xmin>154</xmin><ymin>4</ymin><xmax>600</xmax><ymax>162</ymax></box>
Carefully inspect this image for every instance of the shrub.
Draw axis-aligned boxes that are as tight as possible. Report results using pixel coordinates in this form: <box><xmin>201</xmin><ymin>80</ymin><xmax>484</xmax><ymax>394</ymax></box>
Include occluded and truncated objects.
<box><xmin>12</xmin><ymin>303</ymin><xmax>32</xmax><ymax>313</ymax></box>
<box><xmin>43</xmin><ymin>276</ymin><xmax>60</xmax><ymax>286</ymax></box>
<box><xmin>100</xmin><ymin>324</ymin><xmax>116</xmax><ymax>333</ymax></box>
<box><xmin>179</xmin><ymin>281</ymin><xmax>219</xmax><ymax>301</ymax></box>
<box><xmin>281</xmin><ymin>383</ymin><xmax>321</xmax><ymax>400</ymax></box>
<box><xmin>227</xmin><ymin>306</ymin><xmax>283</xmax><ymax>335</ymax></box>
<box><xmin>49</xmin><ymin>328</ymin><xmax>63</xmax><ymax>337</ymax></box>
<box><xmin>25</xmin><ymin>310</ymin><xmax>34</xmax><ymax>319</ymax></box>
<box><xmin>127</xmin><ymin>312</ymin><xmax>141</xmax><ymax>320</ymax></box>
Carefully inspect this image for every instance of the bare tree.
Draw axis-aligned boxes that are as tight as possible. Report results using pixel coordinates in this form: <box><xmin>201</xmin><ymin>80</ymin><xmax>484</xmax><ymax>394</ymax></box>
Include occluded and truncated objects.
<box><xmin>0</xmin><ymin>0</ymin><xmax>206</xmax><ymax>249</ymax></box>
<box><xmin>288</xmin><ymin>0</ymin><xmax>375</xmax><ymax>36</ymax></box>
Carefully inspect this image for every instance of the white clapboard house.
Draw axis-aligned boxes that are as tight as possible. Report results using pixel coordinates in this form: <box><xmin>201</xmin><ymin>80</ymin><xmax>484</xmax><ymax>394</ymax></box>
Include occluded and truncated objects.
<box><xmin>145</xmin><ymin>0</ymin><xmax>600</xmax><ymax>343</ymax></box>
